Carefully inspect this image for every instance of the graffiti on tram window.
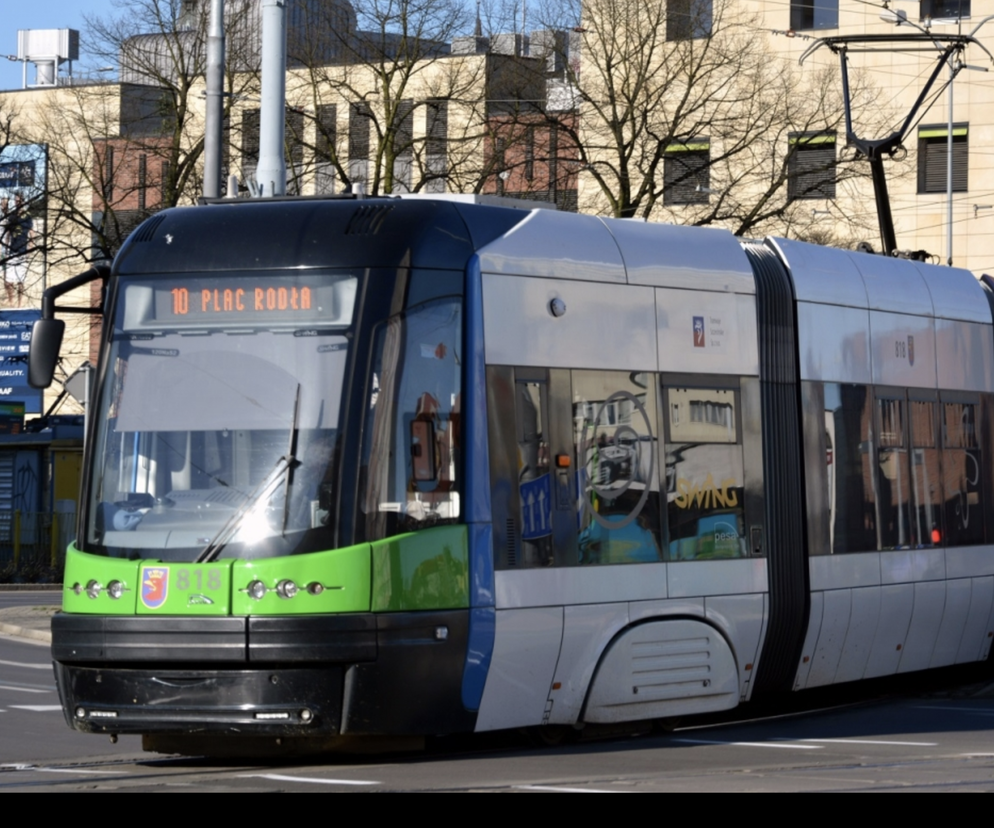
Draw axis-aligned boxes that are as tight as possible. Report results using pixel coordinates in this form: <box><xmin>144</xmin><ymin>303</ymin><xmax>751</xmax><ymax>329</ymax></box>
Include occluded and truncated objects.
<box><xmin>665</xmin><ymin>387</ymin><xmax>746</xmax><ymax>561</ymax></box>
<box><xmin>671</xmin><ymin>473</ymin><xmax>739</xmax><ymax>510</ymax></box>
<box><xmin>573</xmin><ymin>371</ymin><xmax>661</xmax><ymax>565</ymax></box>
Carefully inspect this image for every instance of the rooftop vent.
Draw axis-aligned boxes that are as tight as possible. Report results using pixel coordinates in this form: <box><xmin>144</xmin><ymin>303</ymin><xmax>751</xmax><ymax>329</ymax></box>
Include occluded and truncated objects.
<box><xmin>17</xmin><ymin>29</ymin><xmax>80</xmax><ymax>88</ymax></box>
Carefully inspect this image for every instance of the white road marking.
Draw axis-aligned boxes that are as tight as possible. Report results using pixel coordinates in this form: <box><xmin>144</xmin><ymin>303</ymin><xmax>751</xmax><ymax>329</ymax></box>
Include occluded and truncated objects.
<box><xmin>0</xmin><ymin>764</ymin><xmax>118</xmax><ymax>775</ymax></box>
<box><xmin>0</xmin><ymin>685</ymin><xmax>50</xmax><ymax>694</ymax></box>
<box><xmin>240</xmin><ymin>773</ymin><xmax>379</xmax><ymax>787</ymax></box>
<box><xmin>0</xmin><ymin>658</ymin><xmax>50</xmax><ymax>670</ymax></box>
<box><xmin>797</xmin><ymin>738</ymin><xmax>938</xmax><ymax>747</ymax></box>
<box><xmin>673</xmin><ymin>738</ymin><xmax>823</xmax><ymax>750</ymax></box>
<box><xmin>9</xmin><ymin>705</ymin><xmax>63</xmax><ymax>712</ymax></box>
<box><xmin>514</xmin><ymin>784</ymin><xmax>622</xmax><ymax>793</ymax></box>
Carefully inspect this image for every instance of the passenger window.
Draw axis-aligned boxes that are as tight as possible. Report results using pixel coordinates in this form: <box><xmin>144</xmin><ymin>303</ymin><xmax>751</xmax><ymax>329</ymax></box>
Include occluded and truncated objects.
<box><xmin>909</xmin><ymin>398</ymin><xmax>941</xmax><ymax>547</ymax></box>
<box><xmin>822</xmin><ymin>383</ymin><xmax>877</xmax><ymax>554</ymax></box>
<box><xmin>664</xmin><ymin>386</ymin><xmax>746</xmax><ymax>560</ymax></box>
<box><xmin>943</xmin><ymin>399</ymin><xmax>984</xmax><ymax>546</ymax></box>
<box><xmin>516</xmin><ymin>379</ymin><xmax>553</xmax><ymax>566</ymax></box>
<box><xmin>573</xmin><ymin>370</ymin><xmax>661</xmax><ymax>565</ymax></box>
<box><xmin>876</xmin><ymin>395</ymin><xmax>909</xmax><ymax>549</ymax></box>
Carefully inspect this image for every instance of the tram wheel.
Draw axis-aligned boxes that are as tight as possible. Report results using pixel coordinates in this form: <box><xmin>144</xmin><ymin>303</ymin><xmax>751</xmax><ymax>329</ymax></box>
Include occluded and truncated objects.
<box><xmin>528</xmin><ymin>725</ymin><xmax>579</xmax><ymax>747</ymax></box>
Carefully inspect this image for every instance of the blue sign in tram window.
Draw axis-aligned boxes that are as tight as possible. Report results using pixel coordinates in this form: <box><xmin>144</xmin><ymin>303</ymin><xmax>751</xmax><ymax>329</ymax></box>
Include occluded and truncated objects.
<box><xmin>519</xmin><ymin>473</ymin><xmax>552</xmax><ymax>540</ymax></box>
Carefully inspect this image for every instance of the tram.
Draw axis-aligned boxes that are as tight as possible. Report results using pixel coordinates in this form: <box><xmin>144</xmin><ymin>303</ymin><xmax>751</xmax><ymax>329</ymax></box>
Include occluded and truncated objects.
<box><xmin>32</xmin><ymin>194</ymin><xmax>994</xmax><ymax>752</ymax></box>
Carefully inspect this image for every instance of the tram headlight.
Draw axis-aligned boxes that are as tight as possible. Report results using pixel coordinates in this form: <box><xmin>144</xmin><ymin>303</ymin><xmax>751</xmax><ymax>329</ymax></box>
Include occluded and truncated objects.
<box><xmin>305</xmin><ymin>582</ymin><xmax>324</xmax><ymax>595</ymax></box>
<box><xmin>247</xmin><ymin>580</ymin><xmax>268</xmax><ymax>601</ymax></box>
<box><xmin>276</xmin><ymin>579</ymin><xmax>298</xmax><ymax>600</ymax></box>
<box><xmin>85</xmin><ymin>580</ymin><xmax>102</xmax><ymax>599</ymax></box>
<box><xmin>107</xmin><ymin>580</ymin><xmax>125</xmax><ymax>600</ymax></box>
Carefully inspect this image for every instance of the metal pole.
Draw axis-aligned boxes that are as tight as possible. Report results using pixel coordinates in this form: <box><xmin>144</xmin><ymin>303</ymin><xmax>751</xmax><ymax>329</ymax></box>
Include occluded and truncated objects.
<box><xmin>947</xmin><ymin>57</ymin><xmax>954</xmax><ymax>266</ymax></box>
<box><xmin>41</xmin><ymin>144</ymin><xmax>48</xmax><ymax>294</ymax></box>
<box><xmin>203</xmin><ymin>0</ymin><xmax>225</xmax><ymax>199</ymax></box>
<box><xmin>257</xmin><ymin>0</ymin><xmax>288</xmax><ymax>197</ymax></box>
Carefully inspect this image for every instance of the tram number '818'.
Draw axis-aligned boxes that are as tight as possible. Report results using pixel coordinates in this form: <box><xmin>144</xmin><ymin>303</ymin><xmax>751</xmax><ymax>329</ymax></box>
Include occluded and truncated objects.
<box><xmin>176</xmin><ymin>569</ymin><xmax>223</xmax><ymax>591</ymax></box>
<box><xmin>895</xmin><ymin>339</ymin><xmax>907</xmax><ymax>359</ymax></box>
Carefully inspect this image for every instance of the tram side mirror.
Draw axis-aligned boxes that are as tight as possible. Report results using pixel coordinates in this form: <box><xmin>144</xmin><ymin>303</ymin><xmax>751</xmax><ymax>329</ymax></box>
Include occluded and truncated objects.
<box><xmin>28</xmin><ymin>318</ymin><xmax>66</xmax><ymax>389</ymax></box>
<box><xmin>411</xmin><ymin>420</ymin><xmax>437</xmax><ymax>482</ymax></box>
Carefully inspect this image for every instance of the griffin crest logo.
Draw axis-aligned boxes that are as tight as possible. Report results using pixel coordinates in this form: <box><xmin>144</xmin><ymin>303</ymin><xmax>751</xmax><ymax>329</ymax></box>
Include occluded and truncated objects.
<box><xmin>140</xmin><ymin>567</ymin><xmax>169</xmax><ymax>609</ymax></box>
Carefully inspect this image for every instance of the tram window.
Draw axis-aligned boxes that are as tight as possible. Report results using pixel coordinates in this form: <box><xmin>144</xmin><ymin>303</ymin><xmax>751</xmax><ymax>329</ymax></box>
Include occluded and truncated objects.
<box><xmin>573</xmin><ymin>371</ymin><xmax>661</xmax><ymax>565</ymax></box>
<box><xmin>876</xmin><ymin>395</ymin><xmax>914</xmax><ymax>550</ymax></box>
<box><xmin>361</xmin><ymin>298</ymin><xmax>462</xmax><ymax>541</ymax></box>
<box><xmin>909</xmin><ymin>399</ymin><xmax>942</xmax><ymax>547</ymax></box>
<box><xmin>516</xmin><ymin>380</ymin><xmax>553</xmax><ymax>566</ymax></box>
<box><xmin>664</xmin><ymin>386</ymin><xmax>746</xmax><ymax>560</ymax></box>
<box><xmin>823</xmin><ymin>384</ymin><xmax>877</xmax><ymax>554</ymax></box>
<box><xmin>942</xmin><ymin>399</ymin><xmax>984</xmax><ymax>546</ymax></box>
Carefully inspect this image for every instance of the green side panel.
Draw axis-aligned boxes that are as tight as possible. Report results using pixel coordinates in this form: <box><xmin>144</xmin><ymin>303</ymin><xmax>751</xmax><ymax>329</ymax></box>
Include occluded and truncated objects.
<box><xmin>371</xmin><ymin>525</ymin><xmax>469</xmax><ymax>612</ymax></box>
<box><xmin>231</xmin><ymin>543</ymin><xmax>372</xmax><ymax>615</ymax></box>
<box><xmin>62</xmin><ymin>544</ymin><xmax>139</xmax><ymax>615</ymax></box>
<box><xmin>134</xmin><ymin>561</ymin><xmax>234</xmax><ymax>615</ymax></box>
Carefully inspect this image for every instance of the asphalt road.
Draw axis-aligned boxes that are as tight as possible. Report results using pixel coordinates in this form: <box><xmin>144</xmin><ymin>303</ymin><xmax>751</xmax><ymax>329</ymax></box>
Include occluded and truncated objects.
<box><xmin>2</xmin><ymin>618</ymin><xmax>994</xmax><ymax>792</ymax></box>
<box><xmin>4</xmin><ymin>590</ymin><xmax>994</xmax><ymax>792</ymax></box>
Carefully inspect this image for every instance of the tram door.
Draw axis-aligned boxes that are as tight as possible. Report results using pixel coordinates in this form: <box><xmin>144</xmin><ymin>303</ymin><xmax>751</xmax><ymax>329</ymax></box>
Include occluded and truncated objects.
<box><xmin>488</xmin><ymin>367</ymin><xmax>577</xmax><ymax>569</ymax></box>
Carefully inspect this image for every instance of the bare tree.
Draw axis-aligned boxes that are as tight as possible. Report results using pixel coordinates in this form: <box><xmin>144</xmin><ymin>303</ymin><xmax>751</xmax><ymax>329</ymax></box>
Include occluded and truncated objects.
<box><xmin>27</xmin><ymin>0</ymin><xmax>265</xmax><ymax>268</ymax></box>
<box><xmin>531</xmin><ymin>0</ymin><xmax>893</xmax><ymax>239</ymax></box>
<box><xmin>280</xmin><ymin>0</ymin><xmax>511</xmax><ymax>197</ymax></box>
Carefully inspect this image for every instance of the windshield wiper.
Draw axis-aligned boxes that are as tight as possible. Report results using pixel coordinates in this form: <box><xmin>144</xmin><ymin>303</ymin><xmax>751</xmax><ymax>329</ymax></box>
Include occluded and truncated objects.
<box><xmin>195</xmin><ymin>384</ymin><xmax>301</xmax><ymax>563</ymax></box>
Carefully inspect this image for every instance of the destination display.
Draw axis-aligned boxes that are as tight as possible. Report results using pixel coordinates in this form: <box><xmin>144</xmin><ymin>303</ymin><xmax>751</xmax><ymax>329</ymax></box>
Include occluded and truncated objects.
<box><xmin>123</xmin><ymin>273</ymin><xmax>357</xmax><ymax>329</ymax></box>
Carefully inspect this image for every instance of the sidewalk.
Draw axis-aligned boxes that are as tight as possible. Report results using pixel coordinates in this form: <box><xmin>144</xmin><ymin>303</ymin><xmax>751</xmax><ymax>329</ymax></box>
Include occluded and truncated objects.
<box><xmin>0</xmin><ymin>593</ymin><xmax>60</xmax><ymax>644</ymax></box>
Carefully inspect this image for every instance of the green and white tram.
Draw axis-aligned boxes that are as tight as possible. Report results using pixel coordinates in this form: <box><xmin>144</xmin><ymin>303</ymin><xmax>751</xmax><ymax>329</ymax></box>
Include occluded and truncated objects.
<box><xmin>32</xmin><ymin>195</ymin><xmax>994</xmax><ymax>752</ymax></box>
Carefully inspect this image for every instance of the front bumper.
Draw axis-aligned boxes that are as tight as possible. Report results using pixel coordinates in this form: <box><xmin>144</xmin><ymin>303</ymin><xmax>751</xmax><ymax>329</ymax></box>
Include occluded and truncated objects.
<box><xmin>52</xmin><ymin>610</ymin><xmax>475</xmax><ymax>736</ymax></box>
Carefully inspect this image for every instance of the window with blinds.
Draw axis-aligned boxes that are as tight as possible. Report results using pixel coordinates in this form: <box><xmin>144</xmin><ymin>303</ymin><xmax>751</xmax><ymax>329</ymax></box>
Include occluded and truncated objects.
<box><xmin>285</xmin><ymin>109</ymin><xmax>305</xmax><ymax>195</ymax></box>
<box><xmin>241</xmin><ymin>109</ymin><xmax>261</xmax><ymax>185</ymax></box>
<box><xmin>391</xmin><ymin>101</ymin><xmax>414</xmax><ymax>193</ymax></box>
<box><xmin>425</xmin><ymin>100</ymin><xmax>448</xmax><ymax>193</ymax></box>
<box><xmin>787</xmin><ymin>132</ymin><xmax>836</xmax><ymax>200</ymax></box>
<box><xmin>315</xmin><ymin>104</ymin><xmax>337</xmax><ymax>195</ymax></box>
<box><xmin>663</xmin><ymin>140</ymin><xmax>709</xmax><ymax>205</ymax></box>
<box><xmin>918</xmin><ymin>124</ymin><xmax>968</xmax><ymax>194</ymax></box>
<box><xmin>349</xmin><ymin>102</ymin><xmax>373</xmax><ymax>185</ymax></box>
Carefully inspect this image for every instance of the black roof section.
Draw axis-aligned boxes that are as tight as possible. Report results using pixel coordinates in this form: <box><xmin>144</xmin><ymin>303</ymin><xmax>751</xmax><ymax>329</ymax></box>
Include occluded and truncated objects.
<box><xmin>113</xmin><ymin>197</ymin><xmax>528</xmax><ymax>276</ymax></box>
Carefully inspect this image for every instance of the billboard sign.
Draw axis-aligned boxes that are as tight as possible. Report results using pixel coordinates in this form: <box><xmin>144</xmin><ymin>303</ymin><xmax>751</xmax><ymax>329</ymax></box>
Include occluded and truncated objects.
<box><xmin>0</xmin><ymin>309</ymin><xmax>41</xmax><ymax>414</ymax></box>
<box><xmin>0</xmin><ymin>143</ymin><xmax>45</xmax><ymax>201</ymax></box>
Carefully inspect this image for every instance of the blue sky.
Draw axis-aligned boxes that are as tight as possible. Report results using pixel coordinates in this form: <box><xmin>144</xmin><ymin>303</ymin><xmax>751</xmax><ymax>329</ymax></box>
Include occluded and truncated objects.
<box><xmin>1</xmin><ymin>2</ymin><xmax>115</xmax><ymax>91</ymax></box>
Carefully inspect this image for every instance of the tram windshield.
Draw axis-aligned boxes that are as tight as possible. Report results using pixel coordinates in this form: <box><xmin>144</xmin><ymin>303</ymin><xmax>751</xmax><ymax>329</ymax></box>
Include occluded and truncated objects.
<box><xmin>86</xmin><ymin>271</ymin><xmax>358</xmax><ymax>560</ymax></box>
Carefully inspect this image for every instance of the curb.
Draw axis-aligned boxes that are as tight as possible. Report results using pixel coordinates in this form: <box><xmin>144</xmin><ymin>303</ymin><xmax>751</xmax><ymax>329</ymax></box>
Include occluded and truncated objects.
<box><xmin>0</xmin><ymin>621</ymin><xmax>52</xmax><ymax>644</ymax></box>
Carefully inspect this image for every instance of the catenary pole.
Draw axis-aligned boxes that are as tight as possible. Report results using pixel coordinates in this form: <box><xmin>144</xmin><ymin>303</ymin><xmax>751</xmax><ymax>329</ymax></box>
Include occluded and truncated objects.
<box><xmin>203</xmin><ymin>0</ymin><xmax>225</xmax><ymax>199</ymax></box>
<box><xmin>257</xmin><ymin>0</ymin><xmax>288</xmax><ymax>197</ymax></box>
